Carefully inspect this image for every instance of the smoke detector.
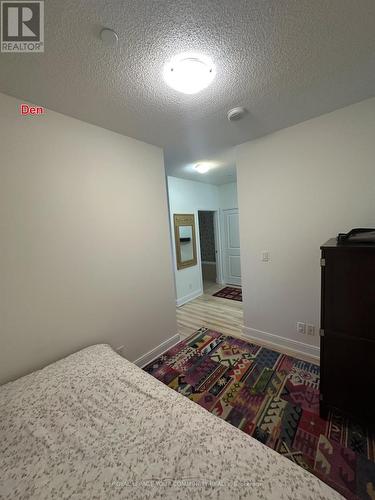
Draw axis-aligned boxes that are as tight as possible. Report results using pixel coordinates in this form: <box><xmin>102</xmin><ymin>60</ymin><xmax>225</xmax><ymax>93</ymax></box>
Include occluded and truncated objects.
<box><xmin>227</xmin><ymin>107</ymin><xmax>247</xmax><ymax>122</ymax></box>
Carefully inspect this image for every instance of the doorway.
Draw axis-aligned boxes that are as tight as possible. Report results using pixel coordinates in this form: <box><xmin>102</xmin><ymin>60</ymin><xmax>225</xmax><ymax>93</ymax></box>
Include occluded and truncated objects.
<box><xmin>198</xmin><ymin>210</ymin><xmax>219</xmax><ymax>293</ymax></box>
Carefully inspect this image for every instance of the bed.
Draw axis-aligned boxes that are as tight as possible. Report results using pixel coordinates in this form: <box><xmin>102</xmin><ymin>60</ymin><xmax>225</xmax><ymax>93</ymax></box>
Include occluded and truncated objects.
<box><xmin>0</xmin><ymin>344</ymin><xmax>342</xmax><ymax>499</ymax></box>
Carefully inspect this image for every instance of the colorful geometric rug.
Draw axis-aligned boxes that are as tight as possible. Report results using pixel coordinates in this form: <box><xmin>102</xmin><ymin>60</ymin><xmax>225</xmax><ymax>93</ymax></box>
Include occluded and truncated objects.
<box><xmin>144</xmin><ymin>328</ymin><xmax>375</xmax><ymax>500</ymax></box>
<box><xmin>213</xmin><ymin>286</ymin><xmax>242</xmax><ymax>301</ymax></box>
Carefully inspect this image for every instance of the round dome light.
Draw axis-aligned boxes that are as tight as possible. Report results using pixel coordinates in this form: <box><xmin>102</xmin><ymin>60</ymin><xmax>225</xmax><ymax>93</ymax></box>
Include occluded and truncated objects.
<box><xmin>163</xmin><ymin>53</ymin><xmax>216</xmax><ymax>95</ymax></box>
<box><xmin>195</xmin><ymin>163</ymin><xmax>210</xmax><ymax>174</ymax></box>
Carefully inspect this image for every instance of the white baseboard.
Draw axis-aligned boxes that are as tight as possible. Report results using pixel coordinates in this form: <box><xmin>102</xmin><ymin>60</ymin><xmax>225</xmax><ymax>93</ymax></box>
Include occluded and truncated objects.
<box><xmin>224</xmin><ymin>277</ymin><xmax>242</xmax><ymax>286</ymax></box>
<box><xmin>176</xmin><ymin>288</ymin><xmax>203</xmax><ymax>307</ymax></box>
<box><xmin>242</xmin><ymin>326</ymin><xmax>320</xmax><ymax>362</ymax></box>
<box><xmin>133</xmin><ymin>334</ymin><xmax>181</xmax><ymax>368</ymax></box>
<box><xmin>216</xmin><ymin>280</ymin><xmax>242</xmax><ymax>287</ymax></box>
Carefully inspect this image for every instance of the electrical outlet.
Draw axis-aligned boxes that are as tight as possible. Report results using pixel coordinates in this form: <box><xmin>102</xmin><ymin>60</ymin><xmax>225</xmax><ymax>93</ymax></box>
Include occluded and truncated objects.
<box><xmin>189</xmin><ymin>283</ymin><xmax>193</xmax><ymax>290</ymax></box>
<box><xmin>297</xmin><ymin>322</ymin><xmax>306</xmax><ymax>335</ymax></box>
<box><xmin>306</xmin><ymin>324</ymin><xmax>316</xmax><ymax>336</ymax></box>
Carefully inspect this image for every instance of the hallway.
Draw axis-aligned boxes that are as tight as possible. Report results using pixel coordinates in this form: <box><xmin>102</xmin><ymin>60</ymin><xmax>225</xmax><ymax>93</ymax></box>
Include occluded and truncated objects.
<box><xmin>177</xmin><ymin>282</ymin><xmax>243</xmax><ymax>339</ymax></box>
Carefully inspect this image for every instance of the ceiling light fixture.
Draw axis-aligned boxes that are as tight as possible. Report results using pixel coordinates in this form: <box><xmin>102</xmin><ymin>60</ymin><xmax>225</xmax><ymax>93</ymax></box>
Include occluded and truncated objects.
<box><xmin>195</xmin><ymin>163</ymin><xmax>210</xmax><ymax>174</ymax></box>
<box><xmin>163</xmin><ymin>53</ymin><xmax>216</xmax><ymax>95</ymax></box>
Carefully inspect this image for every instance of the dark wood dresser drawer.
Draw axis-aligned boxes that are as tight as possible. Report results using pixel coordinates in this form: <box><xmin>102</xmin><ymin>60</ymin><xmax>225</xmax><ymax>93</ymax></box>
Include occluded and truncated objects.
<box><xmin>320</xmin><ymin>239</ymin><xmax>375</xmax><ymax>423</ymax></box>
<box><xmin>320</xmin><ymin>331</ymin><xmax>375</xmax><ymax>421</ymax></box>
<box><xmin>322</xmin><ymin>247</ymin><xmax>375</xmax><ymax>341</ymax></box>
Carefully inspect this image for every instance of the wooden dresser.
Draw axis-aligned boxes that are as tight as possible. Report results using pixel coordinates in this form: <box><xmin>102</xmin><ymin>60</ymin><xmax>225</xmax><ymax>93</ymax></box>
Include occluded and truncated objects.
<box><xmin>320</xmin><ymin>238</ymin><xmax>375</xmax><ymax>423</ymax></box>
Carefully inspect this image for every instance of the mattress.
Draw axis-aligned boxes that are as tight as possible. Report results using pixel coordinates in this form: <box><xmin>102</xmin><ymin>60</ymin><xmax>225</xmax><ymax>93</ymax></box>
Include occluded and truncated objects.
<box><xmin>0</xmin><ymin>344</ymin><xmax>342</xmax><ymax>499</ymax></box>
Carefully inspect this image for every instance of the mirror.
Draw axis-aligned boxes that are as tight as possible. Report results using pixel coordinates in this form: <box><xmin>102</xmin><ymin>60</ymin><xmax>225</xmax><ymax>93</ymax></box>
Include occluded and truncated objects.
<box><xmin>174</xmin><ymin>214</ymin><xmax>197</xmax><ymax>270</ymax></box>
<box><xmin>179</xmin><ymin>226</ymin><xmax>194</xmax><ymax>262</ymax></box>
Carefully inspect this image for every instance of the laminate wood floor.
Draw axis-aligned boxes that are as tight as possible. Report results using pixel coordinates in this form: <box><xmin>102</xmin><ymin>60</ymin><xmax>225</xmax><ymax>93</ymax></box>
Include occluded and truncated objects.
<box><xmin>176</xmin><ymin>281</ymin><xmax>317</xmax><ymax>364</ymax></box>
<box><xmin>177</xmin><ymin>281</ymin><xmax>243</xmax><ymax>339</ymax></box>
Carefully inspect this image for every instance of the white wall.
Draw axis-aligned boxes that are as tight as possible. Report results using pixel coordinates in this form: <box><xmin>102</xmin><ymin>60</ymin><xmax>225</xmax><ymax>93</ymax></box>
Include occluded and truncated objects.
<box><xmin>167</xmin><ymin>177</ymin><xmax>239</xmax><ymax>305</ymax></box>
<box><xmin>236</xmin><ymin>97</ymin><xmax>375</xmax><ymax>359</ymax></box>
<box><xmin>218</xmin><ymin>182</ymin><xmax>238</xmax><ymax>209</ymax></box>
<box><xmin>0</xmin><ymin>92</ymin><xmax>177</xmax><ymax>384</ymax></box>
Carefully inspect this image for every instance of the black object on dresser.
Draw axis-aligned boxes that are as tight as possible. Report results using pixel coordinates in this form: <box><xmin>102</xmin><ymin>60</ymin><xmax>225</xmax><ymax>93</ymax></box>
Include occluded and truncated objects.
<box><xmin>320</xmin><ymin>238</ymin><xmax>375</xmax><ymax>423</ymax></box>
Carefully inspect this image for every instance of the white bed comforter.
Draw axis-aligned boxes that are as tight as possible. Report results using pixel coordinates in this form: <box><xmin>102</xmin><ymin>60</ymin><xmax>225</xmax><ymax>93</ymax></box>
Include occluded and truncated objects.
<box><xmin>0</xmin><ymin>344</ymin><xmax>342</xmax><ymax>500</ymax></box>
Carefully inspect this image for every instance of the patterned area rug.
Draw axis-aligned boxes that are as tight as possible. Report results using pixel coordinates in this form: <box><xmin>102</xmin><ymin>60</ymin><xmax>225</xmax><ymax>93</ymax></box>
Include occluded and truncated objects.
<box><xmin>213</xmin><ymin>286</ymin><xmax>242</xmax><ymax>301</ymax></box>
<box><xmin>144</xmin><ymin>328</ymin><xmax>375</xmax><ymax>500</ymax></box>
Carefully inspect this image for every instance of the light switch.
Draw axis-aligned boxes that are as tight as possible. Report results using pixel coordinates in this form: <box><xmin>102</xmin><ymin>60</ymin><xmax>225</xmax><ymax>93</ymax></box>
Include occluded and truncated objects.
<box><xmin>261</xmin><ymin>251</ymin><xmax>270</xmax><ymax>262</ymax></box>
<box><xmin>297</xmin><ymin>322</ymin><xmax>306</xmax><ymax>335</ymax></box>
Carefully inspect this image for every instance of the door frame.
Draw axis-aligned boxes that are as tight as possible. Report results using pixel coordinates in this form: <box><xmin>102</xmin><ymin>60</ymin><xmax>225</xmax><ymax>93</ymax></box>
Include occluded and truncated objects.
<box><xmin>196</xmin><ymin>209</ymin><xmax>224</xmax><ymax>291</ymax></box>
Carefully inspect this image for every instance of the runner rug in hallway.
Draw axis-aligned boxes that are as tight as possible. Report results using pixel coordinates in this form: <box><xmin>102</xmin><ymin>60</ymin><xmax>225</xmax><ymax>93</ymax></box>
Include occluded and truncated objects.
<box><xmin>144</xmin><ymin>328</ymin><xmax>375</xmax><ymax>500</ymax></box>
<box><xmin>213</xmin><ymin>286</ymin><xmax>242</xmax><ymax>301</ymax></box>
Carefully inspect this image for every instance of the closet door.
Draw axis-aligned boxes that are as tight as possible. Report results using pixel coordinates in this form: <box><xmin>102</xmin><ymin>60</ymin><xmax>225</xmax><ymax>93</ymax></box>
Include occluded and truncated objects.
<box><xmin>222</xmin><ymin>209</ymin><xmax>241</xmax><ymax>285</ymax></box>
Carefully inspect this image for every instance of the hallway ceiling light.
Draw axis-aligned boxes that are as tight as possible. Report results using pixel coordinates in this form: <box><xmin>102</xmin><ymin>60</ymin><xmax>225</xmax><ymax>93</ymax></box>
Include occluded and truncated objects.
<box><xmin>195</xmin><ymin>163</ymin><xmax>210</xmax><ymax>174</ymax></box>
<box><xmin>163</xmin><ymin>53</ymin><xmax>216</xmax><ymax>95</ymax></box>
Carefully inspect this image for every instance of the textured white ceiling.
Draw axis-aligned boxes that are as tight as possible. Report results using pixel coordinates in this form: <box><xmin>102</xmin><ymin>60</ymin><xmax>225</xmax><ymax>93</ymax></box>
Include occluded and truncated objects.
<box><xmin>1</xmin><ymin>0</ymin><xmax>374</xmax><ymax>185</ymax></box>
<box><xmin>174</xmin><ymin>148</ymin><xmax>237</xmax><ymax>185</ymax></box>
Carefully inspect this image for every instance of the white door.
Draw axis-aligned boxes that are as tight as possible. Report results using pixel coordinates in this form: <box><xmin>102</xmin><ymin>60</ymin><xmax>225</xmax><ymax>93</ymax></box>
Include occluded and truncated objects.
<box><xmin>222</xmin><ymin>209</ymin><xmax>241</xmax><ymax>285</ymax></box>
